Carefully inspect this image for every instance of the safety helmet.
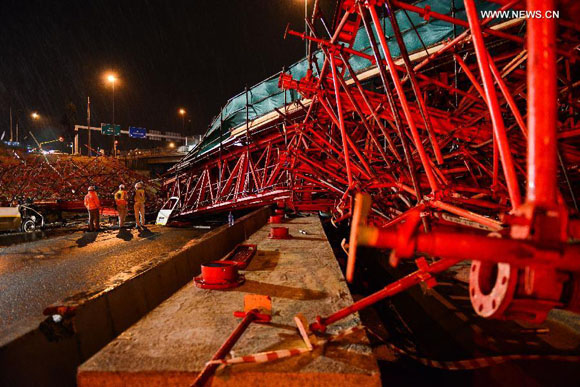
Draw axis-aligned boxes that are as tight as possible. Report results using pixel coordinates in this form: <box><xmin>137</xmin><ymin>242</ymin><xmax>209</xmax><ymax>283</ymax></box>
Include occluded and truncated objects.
<box><xmin>135</xmin><ymin>182</ymin><xmax>143</xmax><ymax>189</ymax></box>
<box><xmin>88</xmin><ymin>186</ymin><xmax>95</xmax><ymax>191</ymax></box>
<box><xmin>119</xmin><ymin>184</ymin><xmax>126</xmax><ymax>190</ymax></box>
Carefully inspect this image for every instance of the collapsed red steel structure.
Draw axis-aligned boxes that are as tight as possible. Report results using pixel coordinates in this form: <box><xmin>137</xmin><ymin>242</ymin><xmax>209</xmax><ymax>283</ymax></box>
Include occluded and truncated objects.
<box><xmin>163</xmin><ymin>0</ymin><xmax>580</xmax><ymax>327</ymax></box>
<box><xmin>0</xmin><ymin>150</ymin><xmax>159</xmax><ymax>212</ymax></box>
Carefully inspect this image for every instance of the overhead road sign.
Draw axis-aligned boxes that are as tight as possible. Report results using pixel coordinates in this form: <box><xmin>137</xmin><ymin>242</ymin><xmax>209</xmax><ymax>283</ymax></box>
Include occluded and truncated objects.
<box><xmin>101</xmin><ymin>123</ymin><xmax>121</xmax><ymax>136</ymax></box>
<box><xmin>129</xmin><ymin>126</ymin><xmax>147</xmax><ymax>139</ymax></box>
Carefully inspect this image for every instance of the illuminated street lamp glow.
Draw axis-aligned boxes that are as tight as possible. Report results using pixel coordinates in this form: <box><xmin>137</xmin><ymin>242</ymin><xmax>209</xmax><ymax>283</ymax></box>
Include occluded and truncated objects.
<box><xmin>168</xmin><ymin>142</ymin><xmax>175</xmax><ymax>148</ymax></box>
<box><xmin>104</xmin><ymin>72</ymin><xmax>119</xmax><ymax>157</ymax></box>
<box><xmin>178</xmin><ymin>108</ymin><xmax>186</xmax><ymax>131</ymax></box>
<box><xmin>31</xmin><ymin>112</ymin><xmax>39</xmax><ymax>120</ymax></box>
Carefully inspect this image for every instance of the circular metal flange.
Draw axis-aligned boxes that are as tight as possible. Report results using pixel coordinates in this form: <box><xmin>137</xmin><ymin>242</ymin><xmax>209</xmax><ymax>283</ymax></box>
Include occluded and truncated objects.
<box><xmin>194</xmin><ymin>275</ymin><xmax>245</xmax><ymax>290</ymax></box>
<box><xmin>469</xmin><ymin>232</ymin><xmax>517</xmax><ymax>318</ymax></box>
<box><xmin>469</xmin><ymin>260</ymin><xmax>517</xmax><ymax>318</ymax></box>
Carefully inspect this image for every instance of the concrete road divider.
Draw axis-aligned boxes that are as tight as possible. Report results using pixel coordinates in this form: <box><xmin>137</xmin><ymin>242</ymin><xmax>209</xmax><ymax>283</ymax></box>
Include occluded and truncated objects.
<box><xmin>0</xmin><ymin>207</ymin><xmax>270</xmax><ymax>387</ymax></box>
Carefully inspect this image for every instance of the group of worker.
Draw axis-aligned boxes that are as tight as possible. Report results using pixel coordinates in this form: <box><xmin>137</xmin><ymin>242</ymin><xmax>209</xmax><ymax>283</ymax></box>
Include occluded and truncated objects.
<box><xmin>83</xmin><ymin>182</ymin><xmax>146</xmax><ymax>232</ymax></box>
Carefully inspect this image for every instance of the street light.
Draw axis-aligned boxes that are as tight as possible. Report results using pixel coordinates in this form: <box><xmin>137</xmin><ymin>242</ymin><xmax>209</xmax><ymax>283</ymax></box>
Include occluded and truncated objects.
<box><xmin>105</xmin><ymin>73</ymin><xmax>117</xmax><ymax>124</ymax></box>
<box><xmin>178</xmin><ymin>108</ymin><xmax>186</xmax><ymax>132</ymax></box>
<box><xmin>29</xmin><ymin>112</ymin><xmax>41</xmax><ymax>145</ymax></box>
<box><xmin>305</xmin><ymin>0</ymin><xmax>308</xmax><ymax>58</ymax></box>
<box><xmin>105</xmin><ymin>72</ymin><xmax>118</xmax><ymax>156</ymax></box>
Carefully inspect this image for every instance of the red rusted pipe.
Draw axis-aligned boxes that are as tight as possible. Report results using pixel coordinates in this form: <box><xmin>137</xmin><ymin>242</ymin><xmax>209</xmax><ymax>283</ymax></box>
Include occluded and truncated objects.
<box><xmin>412</xmin><ymin>0</ymin><xmax>522</xmax><ymax>73</ymax></box>
<box><xmin>392</xmin><ymin>0</ymin><xmax>524</xmax><ymax>46</ymax></box>
<box><xmin>487</xmin><ymin>52</ymin><xmax>527</xmax><ymax>137</ymax></box>
<box><xmin>333</xmin><ymin>52</ymin><xmax>392</xmax><ymax>167</ymax></box>
<box><xmin>313</xmin><ymin>11</ymin><xmax>352</xmax><ymax>90</ymax></box>
<box><xmin>385</xmin><ymin>0</ymin><xmax>444</xmax><ymax>165</ymax></box>
<box><xmin>286</xmin><ymin>27</ymin><xmax>482</xmax><ymax>103</ymax></box>
<box><xmin>366</xmin><ymin>4</ymin><xmax>439</xmax><ymax>193</ymax></box>
<box><xmin>493</xmin><ymin>140</ymin><xmax>499</xmax><ymax>188</ymax></box>
<box><xmin>454</xmin><ymin>54</ymin><xmax>486</xmax><ymax>99</ymax></box>
<box><xmin>430</xmin><ymin>200</ymin><xmax>503</xmax><ymax>231</ymax></box>
<box><xmin>526</xmin><ymin>0</ymin><xmax>557</xmax><ymax>208</ymax></box>
<box><xmin>393</xmin><ymin>0</ymin><xmax>574</xmax><ymax>60</ymax></box>
<box><xmin>358</xmin><ymin>227</ymin><xmax>580</xmax><ymax>272</ymax></box>
<box><xmin>464</xmin><ymin>0</ymin><xmax>522</xmax><ymax>209</ymax></box>
<box><xmin>327</xmin><ymin>57</ymin><xmax>354</xmax><ymax>187</ymax></box>
<box><xmin>339</xmin><ymin>53</ymin><xmax>402</xmax><ymax>161</ymax></box>
<box><xmin>382</xmin><ymin>203</ymin><xmax>427</xmax><ymax>229</ymax></box>
<box><xmin>311</xmin><ymin>257</ymin><xmax>462</xmax><ymax>332</ymax></box>
<box><xmin>193</xmin><ymin>310</ymin><xmax>259</xmax><ymax>386</ymax></box>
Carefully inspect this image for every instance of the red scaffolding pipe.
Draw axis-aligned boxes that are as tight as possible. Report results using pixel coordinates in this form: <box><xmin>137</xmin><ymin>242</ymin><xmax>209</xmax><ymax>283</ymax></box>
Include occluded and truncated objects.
<box><xmin>464</xmin><ymin>0</ymin><xmax>522</xmax><ymax>209</ymax></box>
<box><xmin>526</xmin><ymin>0</ymin><xmax>557</xmax><ymax>208</ymax></box>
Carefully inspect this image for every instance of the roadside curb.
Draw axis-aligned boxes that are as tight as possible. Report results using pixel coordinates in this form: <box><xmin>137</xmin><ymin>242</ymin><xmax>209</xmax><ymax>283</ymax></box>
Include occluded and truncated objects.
<box><xmin>0</xmin><ymin>229</ymin><xmax>47</xmax><ymax>246</ymax></box>
<box><xmin>0</xmin><ymin>207</ymin><xmax>271</xmax><ymax>386</ymax></box>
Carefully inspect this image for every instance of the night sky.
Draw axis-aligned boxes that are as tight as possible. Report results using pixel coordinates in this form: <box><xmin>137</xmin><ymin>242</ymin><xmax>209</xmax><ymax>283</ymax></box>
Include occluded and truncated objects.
<box><xmin>0</xmin><ymin>0</ymin><xmax>334</xmax><ymax>148</ymax></box>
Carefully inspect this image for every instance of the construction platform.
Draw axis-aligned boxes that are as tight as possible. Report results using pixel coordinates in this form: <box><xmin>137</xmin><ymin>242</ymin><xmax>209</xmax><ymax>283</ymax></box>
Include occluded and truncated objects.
<box><xmin>78</xmin><ymin>215</ymin><xmax>381</xmax><ymax>386</ymax></box>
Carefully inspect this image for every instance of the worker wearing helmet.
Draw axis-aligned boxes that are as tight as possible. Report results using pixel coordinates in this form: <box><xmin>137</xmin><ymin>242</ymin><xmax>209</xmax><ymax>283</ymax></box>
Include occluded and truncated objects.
<box><xmin>114</xmin><ymin>184</ymin><xmax>128</xmax><ymax>228</ymax></box>
<box><xmin>84</xmin><ymin>186</ymin><xmax>101</xmax><ymax>232</ymax></box>
<box><xmin>134</xmin><ymin>182</ymin><xmax>146</xmax><ymax>229</ymax></box>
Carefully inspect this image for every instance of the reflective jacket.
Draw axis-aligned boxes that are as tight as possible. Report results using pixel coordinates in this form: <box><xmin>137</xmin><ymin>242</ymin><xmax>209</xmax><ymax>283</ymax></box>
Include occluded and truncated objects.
<box><xmin>84</xmin><ymin>191</ymin><xmax>101</xmax><ymax>211</ymax></box>
<box><xmin>114</xmin><ymin>190</ymin><xmax>128</xmax><ymax>206</ymax></box>
<box><xmin>134</xmin><ymin>189</ymin><xmax>145</xmax><ymax>204</ymax></box>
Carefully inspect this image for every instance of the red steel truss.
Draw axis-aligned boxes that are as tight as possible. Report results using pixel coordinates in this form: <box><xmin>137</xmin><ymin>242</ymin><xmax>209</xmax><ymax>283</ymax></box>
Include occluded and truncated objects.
<box><xmin>163</xmin><ymin>0</ymin><xmax>580</xmax><ymax>325</ymax></box>
<box><xmin>0</xmin><ymin>150</ymin><xmax>159</xmax><ymax>211</ymax></box>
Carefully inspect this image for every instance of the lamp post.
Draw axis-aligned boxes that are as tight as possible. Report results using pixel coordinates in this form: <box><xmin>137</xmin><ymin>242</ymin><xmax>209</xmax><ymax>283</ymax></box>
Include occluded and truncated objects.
<box><xmin>30</xmin><ymin>112</ymin><xmax>40</xmax><ymax>139</ymax></box>
<box><xmin>29</xmin><ymin>112</ymin><xmax>41</xmax><ymax>149</ymax></box>
<box><xmin>87</xmin><ymin>96</ymin><xmax>91</xmax><ymax>156</ymax></box>
<box><xmin>11</xmin><ymin>108</ymin><xmax>25</xmax><ymax>143</ymax></box>
<box><xmin>179</xmin><ymin>108</ymin><xmax>186</xmax><ymax>132</ymax></box>
<box><xmin>304</xmin><ymin>0</ymin><xmax>308</xmax><ymax>58</ymax></box>
<box><xmin>106</xmin><ymin>73</ymin><xmax>117</xmax><ymax>157</ymax></box>
<box><xmin>9</xmin><ymin>107</ymin><xmax>13</xmax><ymax>142</ymax></box>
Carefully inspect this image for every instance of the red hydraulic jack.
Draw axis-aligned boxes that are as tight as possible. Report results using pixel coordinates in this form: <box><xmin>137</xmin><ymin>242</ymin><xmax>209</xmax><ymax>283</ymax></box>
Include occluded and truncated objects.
<box><xmin>192</xmin><ymin>295</ymin><xmax>272</xmax><ymax>387</ymax></box>
<box><xmin>194</xmin><ymin>261</ymin><xmax>245</xmax><ymax>290</ymax></box>
<box><xmin>194</xmin><ymin>244</ymin><xmax>258</xmax><ymax>289</ymax></box>
<box><xmin>269</xmin><ymin>214</ymin><xmax>285</xmax><ymax>224</ymax></box>
<box><xmin>269</xmin><ymin>226</ymin><xmax>290</xmax><ymax>239</ymax></box>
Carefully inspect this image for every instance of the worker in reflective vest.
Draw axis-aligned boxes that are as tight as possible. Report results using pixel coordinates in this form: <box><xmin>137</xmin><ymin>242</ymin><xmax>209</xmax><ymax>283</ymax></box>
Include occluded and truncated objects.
<box><xmin>114</xmin><ymin>184</ymin><xmax>128</xmax><ymax>228</ymax></box>
<box><xmin>84</xmin><ymin>186</ymin><xmax>101</xmax><ymax>232</ymax></box>
<box><xmin>134</xmin><ymin>182</ymin><xmax>146</xmax><ymax>229</ymax></box>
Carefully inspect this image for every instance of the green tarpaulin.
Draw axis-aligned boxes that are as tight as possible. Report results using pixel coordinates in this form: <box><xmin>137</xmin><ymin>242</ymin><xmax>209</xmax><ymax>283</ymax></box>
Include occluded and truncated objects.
<box><xmin>187</xmin><ymin>0</ymin><xmax>506</xmax><ymax>160</ymax></box>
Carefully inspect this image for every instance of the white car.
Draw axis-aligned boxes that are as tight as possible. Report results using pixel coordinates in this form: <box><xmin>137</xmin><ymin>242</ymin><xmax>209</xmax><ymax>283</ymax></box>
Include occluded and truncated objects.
<box><xmin>0</xmin><ymin>205</ymin><xmax>44</xmax><ymax>233</ymax></box>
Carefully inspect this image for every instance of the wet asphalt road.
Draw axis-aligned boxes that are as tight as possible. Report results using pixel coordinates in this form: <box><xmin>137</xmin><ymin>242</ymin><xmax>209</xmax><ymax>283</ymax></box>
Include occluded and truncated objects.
<box><xmin>0</xmin><ymin>224</ymin><xmax>204</xmax><ymax>341</ymax></box>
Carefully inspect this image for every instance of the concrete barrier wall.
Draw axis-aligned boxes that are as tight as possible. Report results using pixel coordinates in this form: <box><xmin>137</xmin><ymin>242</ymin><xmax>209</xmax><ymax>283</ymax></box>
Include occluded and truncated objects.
<box><xmin>0</xmin><ymin>207</ymin><xmax>271</xmax><ymax>387</ymax></box>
